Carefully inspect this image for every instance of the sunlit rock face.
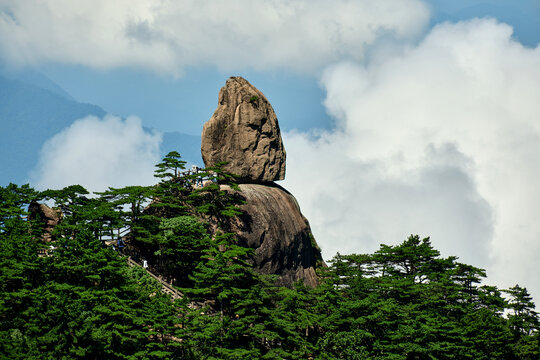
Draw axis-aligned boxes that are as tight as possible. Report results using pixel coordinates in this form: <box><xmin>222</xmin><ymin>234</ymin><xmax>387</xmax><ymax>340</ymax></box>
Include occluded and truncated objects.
<box><xmin>201</xmin><ymin>76</ymin><xmax>286</xmax><ymax>183</ymax></box>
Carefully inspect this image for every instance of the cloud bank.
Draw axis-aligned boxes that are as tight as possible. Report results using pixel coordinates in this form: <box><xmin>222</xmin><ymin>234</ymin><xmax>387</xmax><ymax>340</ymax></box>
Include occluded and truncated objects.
<box><xmin>283</xmin><ymin>18</ymin><xmax>540</xmax><ymax>301</ymax></box>
<box><xmin>30</xmin><ymin>115</ymin><xmax>162</xmax><ymax>192</ymax></box>
<box><xmin>0</xmin><ymin>0</ymin><xmax>429</xmax><ymax>74</ymax></box>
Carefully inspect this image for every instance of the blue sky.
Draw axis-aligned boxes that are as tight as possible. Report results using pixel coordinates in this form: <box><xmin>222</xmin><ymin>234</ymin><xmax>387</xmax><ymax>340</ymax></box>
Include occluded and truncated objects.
<box><xmin>25</xmin><ymin>0</ymin><xmax>540</xmax><ymax>136</ymax></box>
<box><xmin>1</xmin><ymin>0</ymin><xmax>540</xmax><ymax>303</ymax></box>
<box><xmin>38</xmin><ymin>65</ymin><xmax>333</xmax><ymax>134</ymax></box>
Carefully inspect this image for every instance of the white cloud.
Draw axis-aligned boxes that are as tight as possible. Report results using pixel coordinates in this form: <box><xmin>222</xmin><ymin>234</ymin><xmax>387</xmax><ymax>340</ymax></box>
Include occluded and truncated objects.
<box><xmin>0</xmin><ymin>0</ymin><xmax>429</xmax><ymax>74</ymax></box>
<box><xmin>283</xmin><ymin>18</ymin><xmax>540</xmax><ymax>302</ymax></box>
<box><xmin>30</xmin><ymin>115</ymin><xmax>162</xmax><ymax>192</ymax></box>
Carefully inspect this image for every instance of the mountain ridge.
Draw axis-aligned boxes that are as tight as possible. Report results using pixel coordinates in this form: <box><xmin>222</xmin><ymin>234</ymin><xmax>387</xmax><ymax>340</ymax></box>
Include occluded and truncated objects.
<box><xmin>0</xmin><ymin>72</ymin><xmax>202</xmax><ymax>186</ymax></box>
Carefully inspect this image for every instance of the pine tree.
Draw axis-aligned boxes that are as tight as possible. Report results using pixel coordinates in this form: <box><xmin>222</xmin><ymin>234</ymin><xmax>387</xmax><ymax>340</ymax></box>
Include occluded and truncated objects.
<box><xmin>181</xmin><ymin>232</ymin><xmax>295</xmax><ymax>358</ymax></box>
<box><xmin>504</xmin><ymin>285</ymin><xmax>540</xmax><ymax>359</ymax></box>
<box><xmin>187</xmin><ymin>162</ymin><xmax>245</xmax><ymax>220</ymax></box>
<box><xmin>154</xmin><ymin>151</ymin><xmax>186</xmax><ymax>180</ymax></box>
<box><xmin>157</xmin><ymin>215</ymin><xmax>211</xmax><ymax>286</ymax></box>
<box><xmin>0</xmin><ymin>184</ymin><xmax>183</xmax><ymax>359</ymax></box>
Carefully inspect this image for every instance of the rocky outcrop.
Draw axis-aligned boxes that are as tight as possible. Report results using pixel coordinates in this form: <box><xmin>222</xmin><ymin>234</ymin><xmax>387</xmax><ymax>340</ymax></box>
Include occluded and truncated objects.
<box><xmin>201</xmin><ymin>77</ymin><xmax>286</xmax><ymax>183</ymax></box>
<box><xmin>28</xmin><ymin>201</ymin><xmax>62</xmax><ymax>242</ymax></box>
<box><xmin>222</xmin><ymin>183</ymin><xmax>323</xmax><ymax>288</ymax></box>
<box><xmin>199</xmin><ymin>76</ymin><xmax>324</xmax><ymax>287</ymax></box>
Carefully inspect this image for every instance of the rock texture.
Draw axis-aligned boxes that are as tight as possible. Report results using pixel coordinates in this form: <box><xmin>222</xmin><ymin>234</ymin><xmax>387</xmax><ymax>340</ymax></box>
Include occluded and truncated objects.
<box><xmin>222</xmin><ymin>183</ymin><xmax>323</xmax><ymax>287</ymax></box>
<box><xmin>201</xmin><ymin>77</ymin><xmax>286</xmax><ymax>183</ymax></box>
<box><xmin>199</xmin><ymin>76</ymin><xmax>324</xmax><ymax>287</ymax></box>
<box><xmin>28</xmin><ymin>201</ymin><xmax>62</xmax><ymax>242</ymax></box>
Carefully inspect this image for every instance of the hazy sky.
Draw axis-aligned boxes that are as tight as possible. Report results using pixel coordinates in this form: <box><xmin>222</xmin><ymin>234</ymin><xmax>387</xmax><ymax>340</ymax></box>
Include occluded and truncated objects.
<box><xmin>1</xmin><ymin>0</ymin><xmax>540</xmax><ymax>304</ymax></box>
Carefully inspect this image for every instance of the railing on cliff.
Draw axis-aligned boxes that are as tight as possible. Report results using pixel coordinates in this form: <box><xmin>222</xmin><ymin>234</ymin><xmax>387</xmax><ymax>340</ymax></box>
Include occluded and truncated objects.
<box><xmin>175</xmin><ymin>167</ymin><xmax>216</xmax><ymax>189</ymax></box>
<box><xmin>98</xmin><ymin>227</ymin><xmax>130</xmax><ymax>242</ymax></box>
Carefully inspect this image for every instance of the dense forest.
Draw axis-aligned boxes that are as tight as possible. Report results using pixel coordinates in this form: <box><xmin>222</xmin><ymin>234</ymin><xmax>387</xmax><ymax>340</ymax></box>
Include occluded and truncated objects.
<box><xmin>1</xmin><ymin>152</ymin><xmax>539</xmax><ymax>359</ymax></box>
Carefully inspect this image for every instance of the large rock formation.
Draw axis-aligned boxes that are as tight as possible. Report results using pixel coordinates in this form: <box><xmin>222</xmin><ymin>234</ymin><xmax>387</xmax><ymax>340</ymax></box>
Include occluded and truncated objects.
<box><xmin>201</xmin><ymin>77</ymin><xmax>286</xmax><ymax>183</ymax></box>
<box><xmin>28</xmin><ymin>201</ymin><xmax>62</xmax><ymax>242</ymax></box>
<box><xmin>222</xmin><ymin>183</ymin><xmax>323</xmax><ymax>287</ymax></box>
<box><xmin>202</xmin><ymin>77</ymin><xmax>323</xmax><ymax>287</ymax></box>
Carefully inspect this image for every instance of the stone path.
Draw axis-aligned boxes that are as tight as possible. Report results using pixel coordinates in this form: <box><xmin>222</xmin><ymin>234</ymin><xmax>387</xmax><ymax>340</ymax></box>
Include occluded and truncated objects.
<box><xmin>127</xmin><ymin>257</ymin><xmax>184</xmax><ymax>300</ymax></box>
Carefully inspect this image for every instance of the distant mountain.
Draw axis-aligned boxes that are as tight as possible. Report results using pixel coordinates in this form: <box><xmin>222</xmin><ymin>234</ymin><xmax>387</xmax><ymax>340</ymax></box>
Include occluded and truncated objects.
<box><xmin>0</xmin><ymin>75</ymin><xmax>106</xmax><ymax>185</ymax></box>
<box><xmin>0</xmin><ymin>72</ymin><xmax>202</xmax><ymax>186</ymax></box>
<box><xmin>2</xmin><ymin>69</ymin><xmax>75</xmax><ymax>101</ymax></box>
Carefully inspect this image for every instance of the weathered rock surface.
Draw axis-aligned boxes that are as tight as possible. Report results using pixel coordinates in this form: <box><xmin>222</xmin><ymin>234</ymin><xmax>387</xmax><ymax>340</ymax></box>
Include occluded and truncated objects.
<box><xmin>199</xmin><ymin>76</ymin><xmax>323</xmax><ymax>286</ymax></box>
<box><xmin>201</xmin><ymin>77</ymin><xmax>286</xmax><ymax>183</ymax></box>
<box><xmin>28</xmin><ymin>201</ymin><xmax>62</xmax><ymax>242</ymax></box>
<box><xmin>222</xmin><ymin>183</ymin><xmax>323</xmax><ymax>287</ymax></box>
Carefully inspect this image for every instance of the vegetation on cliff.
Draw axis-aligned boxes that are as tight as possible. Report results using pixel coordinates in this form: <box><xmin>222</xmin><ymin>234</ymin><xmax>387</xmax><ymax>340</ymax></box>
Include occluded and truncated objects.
<box><xmin>0</xmin><ymin>153</ymin><xmax>539</xmax><ymax>359</ymax></box>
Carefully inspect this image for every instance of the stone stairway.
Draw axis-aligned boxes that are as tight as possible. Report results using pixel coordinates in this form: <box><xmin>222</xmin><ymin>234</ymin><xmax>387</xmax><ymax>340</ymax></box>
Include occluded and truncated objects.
<box><xmin>127</xmin><ymin>257</ymin><xmax>183</xmax><ymax>300</ymax></box>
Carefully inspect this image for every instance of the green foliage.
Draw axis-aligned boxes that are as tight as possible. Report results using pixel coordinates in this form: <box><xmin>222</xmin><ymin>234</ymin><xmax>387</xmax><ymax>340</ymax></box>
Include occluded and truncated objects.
<box><xmin>151</xmin><ymin>153</ymin><xmax>190</xmax><ymax>218</ymax></box>
<box><xmin>97</xmin><ymin>185</ymin><xmax>153</xmax><ymax>226</ymax></box>
<box><xmin>157</xmin><ymin>215</ymin><xmax>211</xmax><ymax>286</ymax></box>
<box><xmin>0</xmin><ymin>183</ymin><xmax>38</xmax><ymax>234</ymax></box>
<box><xmin>302</xmin><ymin>236</ymin><xmax>528</xmax><ymax>359</ymax></box>
<box><xmin>504</xmin><ymin>285</ymin><xmax>540</xmax><ymax>358</ymax></box>
<box><xmin>0</xmin><ymin>187</ymin><xmax>182</xmax><ymax>359</ymax></box>
<box><xmin>187</xmin><ymin>162</ymin><xmax>245</xmax><ymax>221</ymax></box>
<box><xmin>154</xmin><ymin>150</ymin><xmax>186</xmax><ymax>180</ymax></box>
<box><xmin>1</xmin><ymin>153</ymin><xmax>539</xmax><ymax>359</ymax></box>
<box><xmin>181</xmin><ymin>232</ymin><xmax>304</xmax><ymax>359</ymax></box>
